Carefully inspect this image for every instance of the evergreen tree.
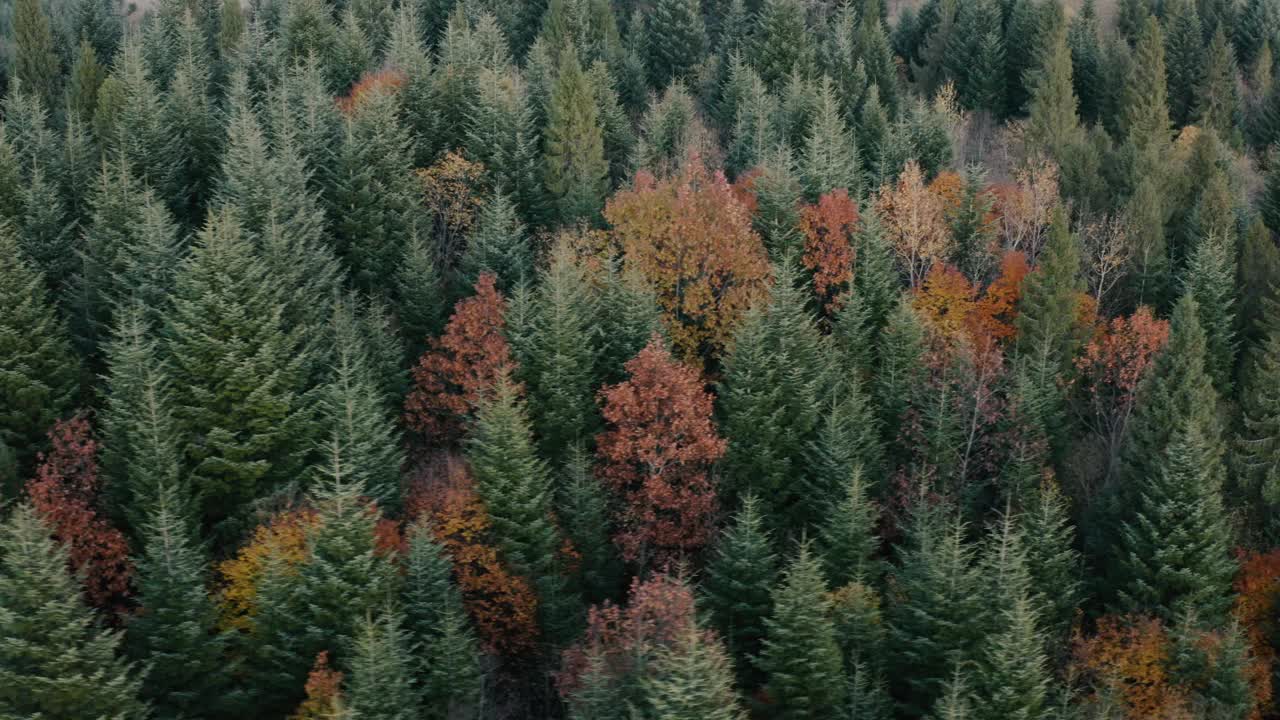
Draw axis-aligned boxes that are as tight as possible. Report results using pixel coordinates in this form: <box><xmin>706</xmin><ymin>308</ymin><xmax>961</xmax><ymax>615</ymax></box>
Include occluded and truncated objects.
<box><xmin>164</xmin><ymin>9</ymin><xmax>223</xmax><ymax>226</ymax></box>
<box><xmin>974</xmin><ymin>593</ymin><xmax>1050</xmax><ymax>720</ymax></box>
<box><xmin>644</xmin><ymin>0</ymin><xmax>707</xmax><ymax>86</ymax></box>
<box><xmin>0</xmin><ymin>225</ymin><xmax>77</xmax><ymax>479</ymax></box>
<box><xmin>702</xmin><ymin>495</ymin><xmax>777</xmax><ymax>688</ymax></box>
<box><xmin>1126</xmin><ymin>177</ymin><xmax>1171</xmax><ymax>308</ymax></box>
<box><xmin>928</xmin><ymin>669</ymin><xmax>974</xmax><ymax>720</ymax></box>
<box><xmin>164</xmin><ymin>208</ymin><xmax>312</xmax><ymax>530</ymax></box>
<box><xmin>459</xmin><ymin>191</ymin><xmax>532</xmax><ymax>293</ymax></box>
<box><xmin>640</xmin><ymin>627</ymin><xmax>747</xmax><ymax>720</ymax></box>
<box><xmin>128</xmin><ymin>483</ymin><xmax>232</xmax><ymax>718</ymax></box>
<box><xmin>1182</xmin><ymin>230</ymin><xmax>1238</xmax><ymax>394</ymax></box>
<box><xmin>1197</xmin><ymin>26</ymin><xmax>1241</xmax><ymax>145</ymax></box>
<box><xmin>801</xmin><ymin>77</ymin><xmax>862</xmax><ymax>200</ymax></box>
<box><xmin>757</xmin><ymin>542</ymin><xmax>847</xmax><ymax>718</ymax></box>
<box><xmin>557</xmin><ymin>447</ymin><xmax>622</xmax><ymax>602</ymax></box>
<box><xmin>1026</xmin><ymin>20</ymin><xmax>1084</xmax><ymax>162</ymax></box>
<box><xmin>466</xmin><ymin>376</ymin><xmax>575</xmax><ymax>640</ymax></box>
<box><xmin>719</xmin><ymin>261</ymin><xmax>830</xmax><ymax>528</ymax></box>
<box><xmin>1068</xmin><ymin>0</ymin><xmax>1104</xmax><ymax>124</ymax></box>
<box><xmin>1124</xmin><ymin>17</ymin><xmax>1173</xmax><ymax>161</ymax></box>
<box><xmin>816</xmin><ymin>468</ymin><xmax>880</xmax><ymax>588</ymax></box>
<box><xmin>544</xmin><ymin>47</ymin><xmax>608</xmax><ymax>225</ymax></box>
<box><xmin>594</xmin><ymin>263</ymin><xmax>665</xmax><ymax>386</ymax></box>
<box><xmin>1002</xmin><ymin>0</ymin><xmax>1043</xmax><ymax>116</ymax></box>
<box><xmin>466</xmin><ymin>67</ymin><xmax>544</xmax><ymax>225</ymax></box>
<box><xmin>1019</xmin><ymin>480</ymin><xmax>1084</xmax><ymax>637</ymax></box>
<box><xmin>1165</xmin><ymin>0</ymin><xmax>1206</xmax><ymax>128</ymax></box>
<box><xmin>1234</xmin><ymin>0</ymin><xmax>1279</xmax><ymax>73</ymax></box>
<box><xmin>345</xmin><ymin>608</ymin><xmax>418</xmax><ymax>720</ymax></box>
<box><xmin>19</xmin><ymin>165</ymin><xmax>74</xmax><ymax>297</ymax></box>
<box><xmin>11</xmin><ymin>0</ymin><xmax>61</xmax><ymax>112</ymax></box>
<box><xmin>801</xmin><ymin>382</ymin><xmax>885</xmax><ymax>522</ymax></box>
<box><xmin>1238</xmin><ymin>297</ymin><xmax>1280</xmax><ymax>534</ymax></box>
<box><xmin>0</xmin><ymin>504</ymin><xmax>146</xmax><ymax>719</ymax></box>
<box><xmin>874</xmin><ymin>299</ymin><xmax>927</xmax><ymax>458</ymax></box>
<box><xmin>887</xmin><ymin>505</ymin><xmax>984</xmax><ymax>719</ymax></box>
<box><xmin>752</xmin><ymin>0</ymin><xmax>813</xmax><ymax>90</ymax></box>
<box><xmin>67</xmin><ymin>39</ymin><xmax>103</xmax><ymax>123</ymax></box>
<box><xmin>394</xmin><ymin>228</ymin><xmax>446</xmax><ymax>358</ymax></box>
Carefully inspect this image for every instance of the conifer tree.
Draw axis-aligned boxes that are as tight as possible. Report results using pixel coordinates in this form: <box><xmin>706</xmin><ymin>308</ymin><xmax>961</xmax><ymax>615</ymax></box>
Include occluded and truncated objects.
<box><xmin>1238</xmin><ymin>298</ymin><xmax>1280</xmax><ymax>531</ymax></box>
<box><xmin>719</xmin><ymin>261</ymin><xmax>830</xmax><ymax>527</ymax></box>
<box><xmin>887</xmin><ymin>505</ymin><xmax>984</xmax><ymax>718</ymax></box>
<box><xmin>752</xmin><ymin>0</ymin><xmax>813</xmax><ymax>90</ymax></box>
<box><xmin>1165</xmin><ymin>0</ymin><xmax>1206</xmax><ymax>128</ymax></box>
<box><xmin>1182</xmin><ymin>231</ymin><xmax>1238</xmax><ymax>394</ymax></box>
<box><xmin>874</xmin><ymin>299</ymin><xmax>927</xmax><ymax>456</ymax></box>
<box><xmin>558</xmin><ymin>447</ymin><xmax>622</xmax><ymax>603</ymax></box>
<box><xmin>1002</xmin><ymin>0</ymin><xmax>1043</xmax><ymax>116</ymax></box>
<box><xmin>394</xmin><ymin>228</ymin><xmax>446</xmax><ymax>358</ymax></box>
<box><xmin>466</xmin><ymin>68</ymin><xmax>544</xmax><ymax>225</ymax></box>
<box><xmin>165</xmin><ymin>9</ymin><xmax>223</xmax><ymax>226</ymax></box>
<box><xmin>466</xmin><ymin>375</ymin><xmax>575</xmax><ymax>640</ymax></box>
<box><xmin>107</xmin><ymin>37</ymin><xmax>180</xmax><ymax>216</ymax></box>
<box><xmin>459</xmin><ymin>192</ymin><xmax>532</xmax><ymax>293</ymax></box>
<box><xmin>68</xmin><ymin>39</ymin><xmax>103</xmax><ymax>123</ymax></box>
<box><xmin>164</xmin><ymin>208</ymin><xmax>312</xmax><ymax>529</ymax></box>
<box><xmin>99</xmin><ymin>305</ymin><xmax>185</xmax><ymax>534</ymax></box>
<box><xmin>702</xmin><ymin>495</ymin><xmax>777</xmax><ymax>687</ymax></box>
<box><xmin>1124</xmin><ymin>17</ymin><xmax>1173</xmax><ymax>162</ymax></box>
<box><xmin>0</xmin><ymin>226</ymin><xmax>77</xmax><ymax>478</ymax></box>
<box><xmin>1126</xmin><ymin>177</ymin><xmax>1171</xmax><ymax>308</ymax></box>
<box><xmin>1234</xmin><ymin>0</ymin><xmax>1278</xmax><ymax>74</ymax></box>
<box><xmin>801</xmin><ymin>77</ymin><xmax>862</xmax><ymax>201</ymax></box>
<box><xmin>1026</xmin><ymin>20</ymin><xmax>1084</xmax><ymax>162</ymax></box>
<box><xmin>128</xmin><ymin>483</ymin><xmax>232</xmax><ymax>717</ymax></box>
<box><xmin>817</xmin><ymin>468</ymin><xmax>880</xmax><ymax>588</ymax></box>
<box><xmin>594</xmin><ymin>263</ymin><xmax>665</xmax><ymax>386</ymax></box>
<box><xmin>19</xmin><ymin>165</ymin><xmax>74</xmax><ymax>297</ymax></box>
<box><xmin>1069</xmin><ymin>0</ymin><xmax>1104</xmax><ymax>124</ymax></box>
<box><xmin>514</xmin><ymin>241</ymin><xmax>599</xmax><ymax>463</ymax></box>
<box><xmin>0</xmin><ymin>504</ymin><xmax>146</xmax><ymax>719</ymax></box>
<box><xmin>928</xmin><ymin>669</ymin><xmax>974</xmax><ymax>720</ymax></box>
<box><xmin>757</xmin><ymin>542</ymin><xmax>847</xmax><ymax>718</ymax></box>
<box><xmin>345</xmin><ymin>608</ymin><xmax>418</xmax><ymax>720</ymax></box>
<box><xmin>12</xmin><ymin>0</ymin><xmax>61</xmax><ymax>113</ymax></box>
<box><xmin>640</xmin><ymin>626</ymin><xmax>747</xmax><ymax>720</ymax></box>
<box><xmin>802</xmin><ymin>382</ymin><xmax>885</xmax><ymax>521</ymax></box>
<box><xmin>974</xmin><ymin>593</ymin><xmax>1050</xmax><ymax>720</ymax></box>
<box><xmin>544</xmin><ymin>47</ymin><xmax>608</xmax><ymax>225</ymax></box>
<box><xmin>1019</xmin><ymin>480</ymin><xmax>1084</xmax><ymax>637</ymax></box>
<box><xmin>1197</xmin><ymin>26</ymin><xmax>1241</xmax><ymax>145</ymax></box>
<box><xmin>644</xmin><ymin>0</ymin><xmax>707</xmax><ymax>86</ymax></box>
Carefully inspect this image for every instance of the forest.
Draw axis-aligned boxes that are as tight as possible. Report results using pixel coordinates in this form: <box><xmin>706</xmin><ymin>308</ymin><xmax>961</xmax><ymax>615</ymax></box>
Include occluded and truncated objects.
<box><xmin>4</xmin><ymin>0</ymin><xmax>1280</xmax><ymax>717</ymax></box>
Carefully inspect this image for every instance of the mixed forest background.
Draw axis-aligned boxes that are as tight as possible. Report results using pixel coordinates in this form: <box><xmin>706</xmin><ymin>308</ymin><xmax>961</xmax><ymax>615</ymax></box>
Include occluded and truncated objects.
<box><xmin>5</xmin><ymin>0</ymin><xmax>1280</xmax><ymax>718</ymax></box>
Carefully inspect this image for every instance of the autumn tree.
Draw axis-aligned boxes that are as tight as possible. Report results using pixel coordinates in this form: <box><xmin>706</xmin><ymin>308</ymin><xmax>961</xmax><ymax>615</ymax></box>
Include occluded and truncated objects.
<box><xmin>404</xmin><ymin>273</ymin><xmax>519</xmax><ymax>446</ymax></box>
<box><xmin>606</xmin><ymin>158</ymin><xmax>771</xmax><ymax>360</ymax></box>
<box><xmin>800</xmin><ymin>189</ymin><xmax>858</xmax><ymax>317</ymax></box>
<box><xmin>876</xmin><ymin>160</ymin><xmax>950</xmax><ymax>289</ymax></box>
<box><xmin>0</xmin><ymin>504</ymin><xmax>146</xmax><ymax>720</ymax></box>
<box><xmin>595</xmin><ymin>337</ymin><xmax>726</xmax><ymax>566</ymax></box>
<box><xmin>26</xmin><ymin>415</ymin><xmax>133</xmax><ymax>610</ymax></box>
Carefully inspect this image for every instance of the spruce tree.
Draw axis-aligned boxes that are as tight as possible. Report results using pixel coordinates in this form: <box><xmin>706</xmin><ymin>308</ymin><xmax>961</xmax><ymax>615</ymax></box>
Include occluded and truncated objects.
<box><xmin>0</xmin><ymin>225</ymin><xmax>77</xmax><ymax>479</ymax></box>
<box><xmin>1069</xmin><ymin>0</ymin><xmax>1104</xmax><ymax>124</ymax></box>
<box><xmin>466</xmin><ymin>376</ymin><xmax>575</xmax><ymax>640</ymax></box>
<box><xmin>459</xmin><ymin>191</ymin><xmax>532</xmax><ymax>294</ymax></box>
<box><xmin>1126</xmin><ymin>177</ymin><xmax>1171</xmax><ymax>308</ymax></box>
<box><xmin>1198</xmin><ymin>27</ymin><xmax>1241</xmax><ymax>143</ymax></box>
<box><xmin>640</xmin><ymin>627</ymin><xmax>747</xmax><ymax>720</ymax></box>
<box><xmin>873</xmin><ymin>299</ymin><xmax>927</xmax><ymax>460</ymax></box>
<box><xmin>594</xmin><ymin>262</ymin><xmax>664</xmax><ymax>385</ymax></box>
<box><xmin>11</xmin><ymin>0</ymin><xmax>61</xmax><ymax>113</ymax></box>
<box><xmin>0</xmin><ymin>504</ymin><xmax>146</xmax><ymax>719</ymax></box>
<box><xmin>974</xmin><ymin>594</ymin><xmax>1050</xmax><ymax>720</ymax></box>
<box><xmin>1234</xmin><ymin>0</ymin><xmax>1278</xmax><ymax>73</ymax></box>
<box><xmin>543</xmin><ymin>47</ymin><xmax>609</xmax><ymax>225</ymax></box>
<box><xmin>1026</xmin><ymin>20</ymin><xmax>1084</xmax><ymax>161</ymax></box>
<box><xmin>128</xmin><ymin>483</ymin><xmax>232</xmax><ymax>718</ymax></box>
<box><xmin>466</xmin><ymin>67</ymin><xmax>544</xmax><ymax>225</ymax></box>
<box><xmin>816</xmin><ymin>468</ymin><xmax>881</xmax><ymax>588</ymax></box>
<box><xmin>1165</xmin><ymin>0</ymin><xmax>1206</xmax><ymax>128</ymax></box>
<box><xmin>757</xmin><ymin>542</ymin><xmax>847</xmax><ymax>718</ymax></box>
<box><xmin>801</xmin><ymin>382</ymin><xmax>885</xmax><ymax>522</ymax></box>
<box><xmin>1019</xmin><ymin>480</ymin><xmax>1084</xmax><ymax>637</ymax></box>
<box><xmin>345</xmin><ymin>608</ymin><xmax>418</xmax><ymax>720</ymax></box>
<box><xmin>643</xmin><ymin>0</ymin><xmax>707</xmax><ymax>86</ymax></box>
<box><xmin>886</xmin><ymin>505</ymin><xmax>985</xmax><ymax>719</ymax></box>
<box><xmin>752</xmin><ymin>0</ymin><xmax>813</xmax><ymax>90</ymax></box>
<box><xmin>514</xmin><ymin>241</ymin><xmax>599</xmax><ymax>463</ymax></box>
<box><xmin>1182</xmin><ymin>230</ymin><xmax>1238</xmax><ymax>394</ymax></box>
<box><xmin>801</xmin><ymin>77</ymin><xmax>862</xmax><ymax>201</ymax></box>
<box><xmin>1124</xmin><ymin>17</ymin><xmax>1173</xmax><ymax>162</ymax></box>
<box><xmin>164</xmin><ymin>208</ymin><xmax>312</xmax><ymax>530</ymax></box>
<box><xmin>394</xmin><ymin>228</ymin><xmax>446</xmax><ymax>358</ymax></box>
<box><xmin>557</xmin><ymin>447</ymin><xmax>622</xmax><ymax>602</ymax></box>
<box><xmin>1238</xmin><ymin>298</ymin><xmax>1280</xmax><ymax>533</ymax></box>
<box><xmin>702</xmin><ymin>495</ymin><xmax>778</xmax><ymax>688</ymax></box>
<box><xmin>164</xmin><ymin>9</ymin><xmax>223</xmax><ymax>226</ymax></box>
<box><xmin>719</xmin><ymin>261</ymin><xmax>830</xmax><ymax>528</ymax></box>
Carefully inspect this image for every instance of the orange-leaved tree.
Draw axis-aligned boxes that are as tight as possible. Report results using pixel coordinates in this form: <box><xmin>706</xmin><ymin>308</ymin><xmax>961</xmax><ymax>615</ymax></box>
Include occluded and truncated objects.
<box><xmin>289</xmin><ymin>651</ymin><xmax>345</xmax><ymax>720</ymax></box>
<box><xmin>217</xmin><ymin>507</ymin><xmax>322</xmax><ymax>631</ymax></box>
<box><xmin>336</xmin><ymin>69</ymin><xmax>406</xmax><ymax>116</ymax></box>
<box><xmin>876</xmin><ymin>160</ymin><xmax>950</xmax><ymax>289</ymax></box>
<box><xmin>800</xmin><ymin>189</ymin><xmax>858</xmax><ymax>316</ymax></box>
<box><xmin>605</xmin><ymin>158</ymin><xmax>771</xmax><ymax>361</ymax></box>
<box><xmin>418</xmin><ymin>151</ymin><xmax>487</xmax><ymax>268</ymax></box>
<box><xmin>26</xmin><ymin>414</ymin><xmax>134</xmax><ymax>610</ymax></box>
<box><xmin>1072</xmin><ymin>615</ymin><xmax>1192</xmax><ymax>719</ymax></box>
<box><xmin>595</xmin><ymin>337</ymin><xmax>726</xmax><ymax>566</ymax></box>
<box><xmin>1234</xmin><ymin>549</ymin><xmax>1280</xmax><ymax>716</ymax></box>
<box><xmin>912</xmin><ymin>251</ymin><xmax>1028</xmax><ymax>354</ymax></box>
<box><xmin>404</xmin><ymin>273</ymin><xmax>520</xmax><ymax>446</ymax></box>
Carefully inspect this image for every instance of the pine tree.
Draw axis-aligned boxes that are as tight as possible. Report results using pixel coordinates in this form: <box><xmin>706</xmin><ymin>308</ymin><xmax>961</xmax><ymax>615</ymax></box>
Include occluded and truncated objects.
<box><xmin>466</xmin><ymin>375</ymin><xmax>575</xmax><ymax>640</ymax></box>
<box><xmin>801</xmin><ymin>77</ymin><xmax>862</xmax><ymax>201</ymax></box>
<box><xmin>752</xmin><ymin>0</ymin><xmax>813</xmax><ymax>90</ymax></box>
<box><xmin>887</xmin><ymin>505</ymin><xmax>985</xmax><ymax>719</ymax></box>
<box><xmin>0</xmin><ymin>504</ymin><xmax>146</xmax><ymax>719</ymax></box>
<box><xmin>1165</xmin><ymin>0</ymin><xmax>1206</xmax><ymax>127</ymax></box>
<box><xmin>0</xmin><ymin>225</ymin><xmax>77</xmax><ymax>479</ymax></box>
<box><xmin>11</xmin><ymin>0</ymin><xmax>61</xmax><ymax>113</ymax></box>
<box><xmin>1182</xmin><ymin>231</ymin><xmax>1238</xmax><ymax>394</ymax></box>
<box><xmin>128</xmin><ymin>483</ymin><xmax>232</xmax><ymax>717</ymax></box>
<box><xmin>316</xmin><ymin>299</ymin><xmax>406</xmax><ymax>511</ymax></box>
<box><xmin>644</xmin><ymin>0</ymin><xmax>707</xmax><ymax>86</ymax></box>
<box><xmin>1019</xmin><ymin>480</ymin><xmax>1084</xmax><ymax>637</ymax></box>
<box><xmin>544</xmin><ymin>47</ymin><xmax>608</xmax><ymax>225</ymax></box>
<box><xmin>817</xmin><ymin>468</ymin><xmax>881</xmax><ymax>588</ymax></box>
<box><xmin>640</xmin><ymin>626</ymin><xmax>747</xmax><ymax>720</ymax></box>
<box><xmin>513</xmin><ymin>242</ymin><xmax>599</xmax><ymax>463</ymax></box>
<box><xmin>99</xmin><ymin>305</ymin><xmax>185</xmax><ymax>534</ymax></box>
<box><xmin>345</xmin><ymin>608</ymin><xmax>418</xmax><ymax>720</ymax></box>
<box><xmin>757</xmin><ymin>542</ymin><xmax>847</xmax><ymax>718</ymax></box>
<box><xmin>702</xmin><ymin>495</ymin><xmax>777</xmax><ymax>688</ymax></box>
<box><xmin>719</xmin><ymin>261</ymin><xmax>830</xmax><ymax>528</ymax></box>
<box><xmin>459</xmin><ymin>192</ymin><xmax>532</xmax><ymax>293</ymax></box>
<box><xmin>164</xmin><ymin>208</ymin><xmax>312</xmax><ymax>530</ymax></box>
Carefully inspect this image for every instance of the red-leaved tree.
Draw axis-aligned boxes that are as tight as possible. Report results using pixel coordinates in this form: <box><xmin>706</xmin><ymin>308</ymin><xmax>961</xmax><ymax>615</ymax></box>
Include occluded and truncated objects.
<box><xmin>595</xmin><ymin>337</ymin><xmax>726</xmax><ymax>566</ymax></box>
<box><xmin>800</xmin><ymin>189</ymin><xmax>859</xmax><ymax>316</ymax></box>
<box><xmin>404</xmin><ymin>273</ymin><xmax>520</xmax><ymax>446</ymax></box>
<box><xmin>25</xmin><ymin>414</ymin><xmax>134</xmax><ymax>610</ymax></box>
